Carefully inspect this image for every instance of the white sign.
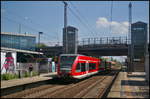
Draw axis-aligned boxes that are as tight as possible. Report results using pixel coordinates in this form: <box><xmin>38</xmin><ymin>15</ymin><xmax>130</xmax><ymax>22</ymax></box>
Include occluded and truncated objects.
<box><xmin>133</xmin><ymin>59</ymin><xmax>141</xmax><ymax>62</ymax></box>
<box><xmin>48</xmin><ymin>58</ymin><xmax>52</xmax><ymax>62</ymax></box>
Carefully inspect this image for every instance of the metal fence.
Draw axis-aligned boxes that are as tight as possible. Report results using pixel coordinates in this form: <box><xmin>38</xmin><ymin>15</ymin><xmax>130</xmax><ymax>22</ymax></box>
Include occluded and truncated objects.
<box><xmin>47</xmin><ymin>36</ymin><xmax>130</xmax><ymax>47</ymax></box>
<box><xmin>78</xmin><ymin>36</ymin><xmax>129</xmax><ymax>46</ymax></box>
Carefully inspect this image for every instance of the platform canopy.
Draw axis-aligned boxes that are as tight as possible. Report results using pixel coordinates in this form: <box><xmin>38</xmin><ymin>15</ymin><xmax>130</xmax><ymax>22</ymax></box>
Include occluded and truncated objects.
<box><xmin>1</xmin><ymin>47</ymin><xmax>43</xmax><ymax>55</ymax></box>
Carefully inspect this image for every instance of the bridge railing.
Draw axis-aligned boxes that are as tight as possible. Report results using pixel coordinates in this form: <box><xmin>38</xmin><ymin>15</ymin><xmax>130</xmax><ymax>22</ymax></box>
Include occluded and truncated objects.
<box><xmin>46</xmin><ymin>36</ymin><xmax>130</xmax><ymax>47</ymax></box>
<box><xmin>78</xmin><ymin>36</ymin><xmax>129</xmax><ymax>46</ymax></box>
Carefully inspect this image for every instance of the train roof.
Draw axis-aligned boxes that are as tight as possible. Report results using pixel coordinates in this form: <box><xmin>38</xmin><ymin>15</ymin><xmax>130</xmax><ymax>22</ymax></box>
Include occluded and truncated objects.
<box><xmin>60</xmin><ymin>54</ymin><xmax>100</xmax><ymax>60</ymax></box>
<box><xmin>60</xmin><ymin>54</ymin><xmax>85</xmax><ymax>57</ymax></box>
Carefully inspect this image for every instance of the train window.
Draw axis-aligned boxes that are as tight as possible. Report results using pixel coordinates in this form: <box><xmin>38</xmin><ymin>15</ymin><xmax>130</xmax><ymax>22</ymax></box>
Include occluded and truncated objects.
<box><xmin>100</xmin><ymin>61</ymin><xmax>106</xmax><ymax>68</ymax></box>
<box><xmin>76</xmin><ymin>63</ymin><xmax>81</xmax><ymax>72</ymax></box>
<box><xmin>81</xmin><ymin>63</ymin><xmax>86</xmax><ymax>72</ymax></box>
<box><xmin>89</xmin><ymin>63</ymin><xmax>96</xmax><ymax>70</ymax></box>
<box><xmin>108</xmin><ymin>63</ymin><xmax>111</xmax><ymax>67</ymax></box>
<box><xmin>60</xmin><ymin>56</ymin><xmax>76</xmax><ymax>69</ymax></box>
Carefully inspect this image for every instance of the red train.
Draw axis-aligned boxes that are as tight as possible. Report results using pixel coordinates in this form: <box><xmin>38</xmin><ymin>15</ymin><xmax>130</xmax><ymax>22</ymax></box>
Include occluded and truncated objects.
<box><xmin>57</xmin><ymin>54</ymin><xmax>111</xmax><ymax>79</ymax></box>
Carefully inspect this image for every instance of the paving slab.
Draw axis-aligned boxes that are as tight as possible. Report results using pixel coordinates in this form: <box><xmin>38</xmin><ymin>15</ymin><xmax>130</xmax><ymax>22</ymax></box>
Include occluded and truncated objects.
<box><xmin>107</xmin><ymin>72</ymin><xmax>149</xmax><ymax>98</ymax></box>
<box><xmin>1</xmin><ymin>72</ymin><xmax>57</xmax><ymax>89</ymax></box>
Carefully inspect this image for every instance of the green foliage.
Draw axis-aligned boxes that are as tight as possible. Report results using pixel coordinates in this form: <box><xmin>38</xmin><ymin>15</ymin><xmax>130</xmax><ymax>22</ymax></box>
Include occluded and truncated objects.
<box><xmin>32</xmin><ymin>71</ymin><xmax>38</xmax><ymax>76</ymax></box>
<box><xmin>1</xmin><ymin>71</ymin><xmax>39</xmax><ymax>80</ymax></box>
<box><xmin>1</xmin><ymin>73</ymin><xmax>18</xmax><ymax>80</ymax></box>
<box><xmin>100</xmin><ymin>57</ymin><xmax>106</xmax><ymax>61</ymax></box>
<box><xmin>113</xmin><ymin>61</ymin><xmax>122</xmax><ymax>67</ymax></box>
<box><xmin>36</xmin><ymin>43</ymin><xmax>47</xmax><ymax>48</ymax></box>
<box><xmin>23</xmin><ymin>71</ymin><xmax>38</xmax><ymax>77</ymax></box>
<box><xmin>24</xmin><ymin>72</ymin><xmax>30</xmax><ymax>77</ymax></box>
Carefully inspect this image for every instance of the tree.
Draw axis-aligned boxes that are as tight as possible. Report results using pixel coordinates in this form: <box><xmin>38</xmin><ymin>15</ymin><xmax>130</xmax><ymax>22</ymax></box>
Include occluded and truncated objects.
<box><xmin>36</xmin><ymin>43</ymin><xmax>47</xmax><ymax>48</ymax></box>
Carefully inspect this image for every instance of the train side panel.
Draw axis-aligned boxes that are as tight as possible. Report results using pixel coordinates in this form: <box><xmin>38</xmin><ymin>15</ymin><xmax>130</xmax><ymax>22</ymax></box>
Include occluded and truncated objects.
<box><xmin>71</xmin><ymin>56</ymin><xmax>100</xmax><ymax>79</ymax></box>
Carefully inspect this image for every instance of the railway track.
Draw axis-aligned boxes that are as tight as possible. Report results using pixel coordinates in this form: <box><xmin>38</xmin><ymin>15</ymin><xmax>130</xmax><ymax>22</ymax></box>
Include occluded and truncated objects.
<box><xmin>1</xmin><ymin>70</ymin><xmax>119</xmax><ymax>98</ymax></box>
<box><xmin>42</xmin><ymin>75</ymin><xmax>105</xmax><ymax>98</ymax></box>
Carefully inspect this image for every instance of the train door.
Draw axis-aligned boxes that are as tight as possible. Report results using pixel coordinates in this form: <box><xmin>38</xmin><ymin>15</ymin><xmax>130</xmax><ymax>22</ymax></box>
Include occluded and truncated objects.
<box><xmin>104</xmin><ymin>61</ymin><xmax>107</xmax><ymax>70</ymax></box>
<box><xmin>99</xmin><ymin>60</ymin><xmax>105</xmax><ymax>71</ymax></box>
<box><xmin>86</xmin><ymin>61</ymin><xmax>89</xmax><ymax>74</ymax></box>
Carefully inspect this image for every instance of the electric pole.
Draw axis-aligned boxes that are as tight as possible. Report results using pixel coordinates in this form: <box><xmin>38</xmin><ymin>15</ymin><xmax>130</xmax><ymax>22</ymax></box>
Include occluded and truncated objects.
<box><xmin>19</xmin><ymin>24</ymin><xmax>21</xmax><ymax>34</ymax></box>
<box><xmin>38</xmin><ymin>32</ymin><xmax>43</xmax><ymax>49</ymax></box>
<box><xmin>38</xmin><ymin>32</ymin><xmax>43</xmax><ymax>75</ymax></box>
<box><xmin>110</xmin><ymin>1</ymin><xmax>113</xmax><ymax>34</ymax></box>
<box><xmin>19</xmin><ymin>24</ymin><xmax>21</xmax><ymax>49</ymax></box>
<box><xmin>128</xmin><ymin>2</ymin><xmax>132</xmax><ymax>73</ymax></box>
<box><xmin>63</xmin><ymin>1</ymin><xmax>68</xmax><ymax>53</ymax></box>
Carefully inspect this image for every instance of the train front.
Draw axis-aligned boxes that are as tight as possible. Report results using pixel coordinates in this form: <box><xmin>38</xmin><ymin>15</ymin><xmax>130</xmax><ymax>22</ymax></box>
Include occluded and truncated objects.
<box><xmin>57</xmin><ymin>54</ymin><xmax>77</xmax><ymax>79</ymax></box>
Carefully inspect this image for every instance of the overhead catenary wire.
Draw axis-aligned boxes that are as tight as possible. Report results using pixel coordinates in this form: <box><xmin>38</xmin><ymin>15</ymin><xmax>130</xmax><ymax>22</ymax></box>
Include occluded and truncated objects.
<box><xmin>68</xmin><ymin>1</ymin><xmax>99</xmax><ymax>37</ymax></box>
<box><xmin>109</xmin><ymin>1</ymin><xmax>113</xmax><ymax>34</ymax></box>
<box><xmin>2</xmin><ymin>10</ymin><xmax>60</xmax><ymax>42</ymax></box>
<box><xmin>2</xmin><ymin>3</ymin><xmax>61</xmax><ymax>45</ymax></box>
<box><xmin>2</xmin><ymin>16</ymin><xmax>60</xmax><ymax>45</ymax></box>
<box><xmin>61</xmin><ymin>1</ymin><xmax>97</xmax><ymax>37</ymax></box>
<box><xmin>2</xmin><ymin>16</ymin><xmax>39</xmax><ymax>33</ymax></box>
<box><xmin>62</xmin><ymin>2</ymin><xmax>93</xmax><ymax>37</ymax></box>
<box><xmin>68</xmin><ymin>6</ymin><xmax>96</xmax><ymax>38</ymax></box>
<box><xmin>3</xmin><ymin>10</ymin><xmax>53</xmax><ymax>33</ymax></box>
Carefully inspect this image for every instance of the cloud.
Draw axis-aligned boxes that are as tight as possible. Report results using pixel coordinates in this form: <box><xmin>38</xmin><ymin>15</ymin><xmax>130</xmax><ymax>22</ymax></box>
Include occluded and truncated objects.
<box><xmin>96</xmin><ymin>17</ymin><xmax>129</xmax><ymax>34</ymax></box>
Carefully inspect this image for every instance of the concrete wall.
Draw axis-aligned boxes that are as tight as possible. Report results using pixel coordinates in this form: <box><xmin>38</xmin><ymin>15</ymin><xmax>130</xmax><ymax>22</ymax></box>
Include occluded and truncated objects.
<box><xmin>133</xmin><ymin>62</ymin><xmax>145</xmax><ymax>72</ymax></box>
<box><xmin>17</xmin><ymin>63</ymin><xmax>39</xmax><ymax>73</ymax></box>
<box><xmin>16</xmin><ymin>62</ymin><xmax>50</xmax><ymax>76</ymax></box>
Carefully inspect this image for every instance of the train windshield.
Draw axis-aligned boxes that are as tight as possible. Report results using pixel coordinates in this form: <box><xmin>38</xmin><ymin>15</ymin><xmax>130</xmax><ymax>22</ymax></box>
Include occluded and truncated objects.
<box><xmin>60</xmin><ymin>56</ymin><xmax>77</xmax><ymax>70</ymax></box>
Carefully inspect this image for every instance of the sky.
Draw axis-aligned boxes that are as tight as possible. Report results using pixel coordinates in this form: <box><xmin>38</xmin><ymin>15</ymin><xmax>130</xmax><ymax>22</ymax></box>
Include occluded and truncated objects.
<box><xmin>1</xmin><ymin>1</ymin><xmax>149</xmax><ymax>46</ymax></box>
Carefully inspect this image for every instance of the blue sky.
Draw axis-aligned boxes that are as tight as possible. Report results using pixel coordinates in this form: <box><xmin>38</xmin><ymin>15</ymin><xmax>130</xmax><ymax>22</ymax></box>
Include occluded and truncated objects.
<box><xmin>1</xmin><ymin>1</ymin><xmax>149</xmax><ymax>46</ymax></box>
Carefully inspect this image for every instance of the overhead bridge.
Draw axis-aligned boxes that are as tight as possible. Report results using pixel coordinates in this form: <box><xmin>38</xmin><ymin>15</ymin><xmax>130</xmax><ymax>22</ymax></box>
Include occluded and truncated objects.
<box><xmin>41</xmin><ymin>37</ymin><xmax>129</xmax><ymax>56</ymax></box>
<box><xmin>78</xmin><ymin>44</ymin><xmax>128</xmax><ymax>56</ymax></box>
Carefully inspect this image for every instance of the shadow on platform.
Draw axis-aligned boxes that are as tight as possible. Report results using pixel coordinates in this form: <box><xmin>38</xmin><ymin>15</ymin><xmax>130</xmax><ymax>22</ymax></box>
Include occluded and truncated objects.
<box><xmin>121</xmin><ymin>80</ymin><xmax>148</xmax><ymax>86</ymax></box>
<box><xmin>123</xmin><ymin>91</ymin><xmax>149</xmax><ymax>98</ymax></box>
<box><xmin>127</xmin><ymin>75</ymin><xmax>145</xmax><ymax>78</ymax></box>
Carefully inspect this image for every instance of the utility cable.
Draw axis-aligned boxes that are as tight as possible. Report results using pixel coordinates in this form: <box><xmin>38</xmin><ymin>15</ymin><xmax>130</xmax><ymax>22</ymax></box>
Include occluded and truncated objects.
<box><xmin>68</xmin><ymin>6</ymin><xmax>96</xmax><ymax>38</ymax></box>
<box><xmin>109</xmin><ymin>1</ymin><xmax>113</xmax><ymax>34</ymax></box>
<box><xmin>69</xmin><ymin>1</ymin><xmax>99</xmax><ymax>37</ymax></box>
<box><xmin>2</xmin><ymin>10</ymin><xmax>60</xmax><ymax>42</ymax></box>
<box><xmin>2</xmin><ymin>15</ymin><xmax>59</xmax><ymax>41</ymax></box>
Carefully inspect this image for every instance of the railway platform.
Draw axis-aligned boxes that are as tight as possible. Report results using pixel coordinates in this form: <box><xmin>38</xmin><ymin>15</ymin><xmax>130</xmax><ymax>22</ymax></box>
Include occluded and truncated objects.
<box><xmin>107</xmin><ymin>71</ymin><xmax>149</xmax><ymax>98</ymax></box>
<box><xmin>1</xmin><ymin>72</ymin><xmax>57</xmax><ymax>89</ymax></box>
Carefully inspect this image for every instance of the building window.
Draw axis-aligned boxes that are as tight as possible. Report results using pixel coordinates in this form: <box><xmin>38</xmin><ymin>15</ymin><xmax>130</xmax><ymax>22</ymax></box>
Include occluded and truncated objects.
<box><xmin>1</xmin><ymin>34</ymin><xmax>36</xmax><ymax>51</ymax></box>
<box><xmin>68</xmin><ymin>31</ymin><xmax>74</xmax><ymax>34</ymax></box>
<box><xmin>133</xmin><ymin>27</ymin><xmax>144</xmax><ymax>31</ymax></box>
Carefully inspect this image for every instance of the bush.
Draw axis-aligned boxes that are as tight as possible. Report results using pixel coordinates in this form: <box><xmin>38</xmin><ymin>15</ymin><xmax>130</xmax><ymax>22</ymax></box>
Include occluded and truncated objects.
<box><xmin>1</xmin><ymin>73</ymin><xmax>18</xmax><ymax>80</ymax></box>
<box><xmin>23</xmin><ymin>71</ymin><xmax>38</xmax><ymax>77</ymax></box>
<box><xmin>1</xmin><ymin>71</ymin><xmax>38</xmax><ymax>80</ymax></box>
<box><xmin>32</xmin><ymin>71</ymin><xmax>38</xmax><ymax>76</ymax></box>
<box><xmin>23</xmin><ymin>72</ymin><xmax>30</xmax><ymax>77</ymax></box>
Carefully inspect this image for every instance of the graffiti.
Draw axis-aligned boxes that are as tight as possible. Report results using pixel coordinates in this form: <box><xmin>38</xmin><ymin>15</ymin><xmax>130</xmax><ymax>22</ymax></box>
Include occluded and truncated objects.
<box><xmin>2</xmin><ymin>52</ymin><xmax>15</xmax><ymax>73</ymax></box>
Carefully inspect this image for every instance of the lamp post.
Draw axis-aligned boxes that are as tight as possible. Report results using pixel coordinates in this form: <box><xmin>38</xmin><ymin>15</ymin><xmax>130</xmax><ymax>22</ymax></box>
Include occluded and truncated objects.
<box><xmin>38</xmin><ymin>32</ymin><xmax>43</xmax><ymax>75</ymax></box>
<box><xmin>38</xmin><ymin>32</ymin><xmax>43</xmax><ymax>49</ymax></box>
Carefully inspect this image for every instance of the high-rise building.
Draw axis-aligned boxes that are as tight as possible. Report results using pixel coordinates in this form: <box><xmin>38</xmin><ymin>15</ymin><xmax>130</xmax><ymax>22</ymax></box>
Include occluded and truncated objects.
<box><xmin>63</xmin><ymin>26</ymin><xmax>78</xmax><ymax>54</ymax></box>
<box><xmin>131</xmin><ymin>21</ymin><xmax>147</xmax><ymax>72</ymax></box>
